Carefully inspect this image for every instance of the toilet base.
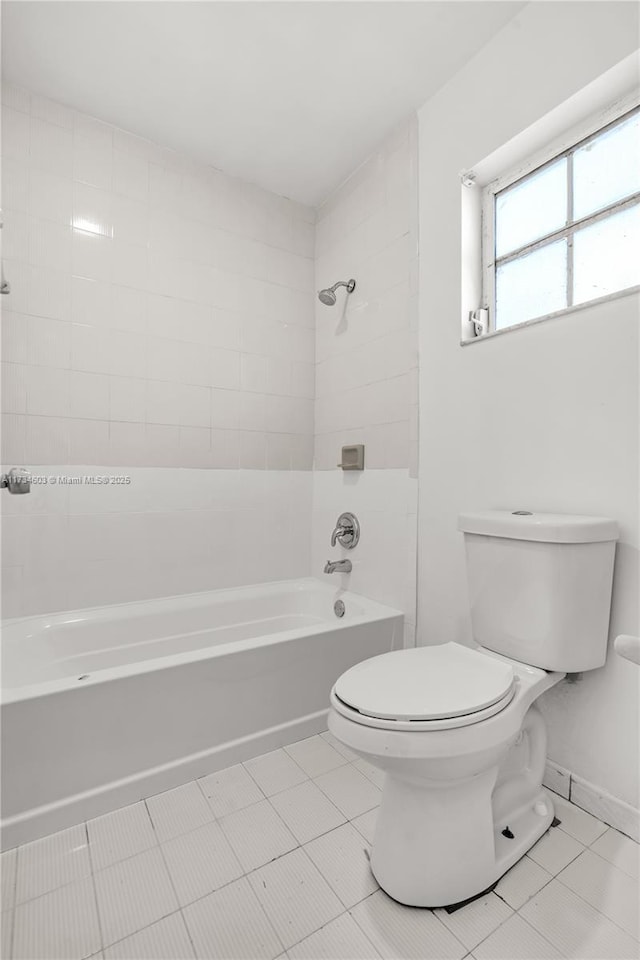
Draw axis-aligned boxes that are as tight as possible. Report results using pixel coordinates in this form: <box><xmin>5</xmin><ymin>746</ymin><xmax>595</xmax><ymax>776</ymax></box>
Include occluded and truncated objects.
<box><xmin>369</xmin><ymin>784</ymin><xmax>555</xmax><ymax>909</ymax></box>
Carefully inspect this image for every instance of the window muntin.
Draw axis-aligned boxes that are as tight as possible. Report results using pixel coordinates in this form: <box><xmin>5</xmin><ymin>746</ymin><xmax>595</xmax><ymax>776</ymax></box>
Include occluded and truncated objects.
<box><xmin>490</xmin><ymin>107</ymin><xmax>640</xmax><ymax>332</ymax></box>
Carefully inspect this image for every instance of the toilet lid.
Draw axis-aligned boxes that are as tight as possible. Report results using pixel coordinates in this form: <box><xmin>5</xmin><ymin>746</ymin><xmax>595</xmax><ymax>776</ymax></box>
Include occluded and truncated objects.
<box><xmin>334</xmin><ymin>643</ymin><xmax>515</xmax><ymax>721</ymax></box>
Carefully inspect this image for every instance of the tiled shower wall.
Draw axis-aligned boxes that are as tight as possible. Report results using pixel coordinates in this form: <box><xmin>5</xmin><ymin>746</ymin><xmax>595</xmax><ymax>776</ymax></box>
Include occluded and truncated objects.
<box><xmin>1</xmin><ymin>84</ymin><xmax>419</xmax><ymax>622</ymax></box>
<box><xmin>312</xmin><ymin>120</ymin><xmax>419</xmax><ymax>642</ymax></box>
<box><xmin>0</xmin><ymin>84</ymin><xmax>315</xmax><ymax>616</ymax></box>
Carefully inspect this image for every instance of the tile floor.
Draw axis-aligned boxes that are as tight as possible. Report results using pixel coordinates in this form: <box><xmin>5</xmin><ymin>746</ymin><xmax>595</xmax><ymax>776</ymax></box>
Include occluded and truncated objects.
<box><xmin>1</xmin><ymin>731</ymin><xmax>638</xmax><ymax>960</ymax></box>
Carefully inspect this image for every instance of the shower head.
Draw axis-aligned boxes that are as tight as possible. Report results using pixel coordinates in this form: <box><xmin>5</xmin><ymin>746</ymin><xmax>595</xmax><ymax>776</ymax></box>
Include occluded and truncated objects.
<box><xmin>317</xmin><ymin>279</ymin><xmax>356</xmax><ymax>306</ymax></box>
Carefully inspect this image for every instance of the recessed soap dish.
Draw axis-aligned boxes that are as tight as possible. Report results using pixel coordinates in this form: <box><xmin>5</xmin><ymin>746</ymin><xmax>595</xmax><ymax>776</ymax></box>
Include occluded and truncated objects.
<box><xmin>337</xmin><ymin>444</ymin><xmax>365</xmax><ymax>471</ymax></box>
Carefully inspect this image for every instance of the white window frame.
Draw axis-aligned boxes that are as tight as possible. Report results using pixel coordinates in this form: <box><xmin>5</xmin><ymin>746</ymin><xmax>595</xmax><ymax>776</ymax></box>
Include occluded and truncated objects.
<box><xmin>480</xmin><ymin>96</ymin><xmax>640</xmax><ymax>336</ymax></box>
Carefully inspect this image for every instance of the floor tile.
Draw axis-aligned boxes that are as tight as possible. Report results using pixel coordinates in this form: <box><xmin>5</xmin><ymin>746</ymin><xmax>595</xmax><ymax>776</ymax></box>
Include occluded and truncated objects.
<box><xmin>314</xmin><ymin>765</ymin><xmax>381</xmax><ymax>820</ymax></box>
<box><xmin>161</xmin><ymin>819</ymin><xmax>243</xmax><ymax>906</ymax></box>
<box><xmin>473</xmin><ymin>913</ymin><xmax>562</xmax><ymax>959</ymax></box>
<box><xmin>551</xmin><ymin>794</ymin><xmax>608</xmax><ymax>845</ymax></box>
<box><xmin>320</xmin><ymin>730</ymin><xmax>358</xmax><ymax>762</ymax></box>
<box><xmin>590</xmin><ymin>827</ymin><xmax>639</xmax><ymax>879</ymax></box>
<box><xmin>527</xmin><ymin>825</ymin><xmax>584</xmax><ymax>875</ymax></box>
<box><xmin>270</xmin><ymin>781</ymin><xmax>346</xmax><ymax>844</ymax></box>
<box><xmin>1</xmin><ymin>848</ymin><xmax>17</xmax><ymax>911</ymax></box>
<box><xmin>350</xmin><ymin>889</ymin><xmax>466</xmax><ymax>960</ymax></box>
<box><xmin>284</xmin><ymin>735</ymin><xmax>348</xmax><ymax>778</ymax></box>
<box><xmin>351</xmin><ymin>808</ymin><xmax>378</xmax><ymax>845</ymax></box>
<box><xmin>288</xmin><ymin>912</ymin><xmax>381</xmax><ymax>959</ymax></box>
<box><xmin>304</xmin><ymin>823</ymin><xmax>378</xmax><ymax>908</ymax></box>
<box><xmin>520</xmin><ymin>877</ymin><xmax>639</xmax><ymax>959</ymax></box>
<box><xmin>104</xmin><ymin>912</ymin><xmax>195</xmax><ymax>959</ymax></box>
<box><xmin>435</xmin><ymin>893</ymin><xmax>512</xmax><ymax>951</ymax></box>
<box><xmin>353</xmin><ymin>758</ymin><xmax>386</xmax><ymax>790</ymax></box>
<box><xmin>218</xmin><ymin>800</ymin><xmax>298</xmax><ymax>873</ymax></box>
<box><xmin>146</xmin><ymin>782</ymin><xmax>214</xmax><ymax>842</ymax></box>
<box><xmin>244</xmin><ymin>749</ymin><xmax>308</xmax><ymax>797</ymax></box>
<box><xmin>248</xmin><ymin>848</ymin><xmax>343</xmax><ymax>950</ymax></box>
<box><xmin>183</xmin><ymin>875</ymin><xmax>283</xmax><ymax>960</ymax></box>
<box><xmin>88</xmin><ymin>802</ymin><xmax>157</xmax><ymax>871</ymax></box>
<box><xmin>13</xmin><ymin>876</ymin><xmax>101</xmax><ymax>960</ymax></box>
<box><xmin>15</xmin><ymin>823</ymin><xmax>91</xmax><ymax>904</ymax></box>
<box><xmin>94</xmin><ymin>846</ymin><xmax>179</xmax><ymax>947</ymax></box>
<box><xmin>198</xmin><ymin>763</ymin><xmax>265</xmax><ymax>818</ymax></box>
<box><xmin>494</xmin><ymin>855</ymin><xmax>552</xmax><ymax>910</ymax></box>
<box><xmin>2</xmin><ymin>909</ymin><xmax>14</xmax><ymax>959</ymax></box>
<box><xmin>557</xmin><ymin>847</ymin><xmax>639</xmax><ymax>938</ymax></box>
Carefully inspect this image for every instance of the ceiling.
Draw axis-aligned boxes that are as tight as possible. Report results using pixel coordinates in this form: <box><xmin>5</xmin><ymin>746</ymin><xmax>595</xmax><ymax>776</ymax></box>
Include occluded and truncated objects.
<box><xmin>2</xmin><ymin>1</ymin><xmax>525</xmax><ymax>206</ymax></box>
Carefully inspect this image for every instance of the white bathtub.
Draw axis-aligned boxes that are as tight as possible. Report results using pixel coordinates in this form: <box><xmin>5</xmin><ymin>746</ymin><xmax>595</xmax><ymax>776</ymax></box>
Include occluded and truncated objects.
<box><xmin>1</xmin><ymin>578</ymin><xmax>403</xmax><ymax>848</ymax></box>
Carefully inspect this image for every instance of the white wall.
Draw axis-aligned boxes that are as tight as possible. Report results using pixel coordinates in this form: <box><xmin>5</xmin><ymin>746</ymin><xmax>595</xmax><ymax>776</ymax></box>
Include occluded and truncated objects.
<box><xmin>1</xmin><ymin>84</ymin><xmax>315</xmax><ymax>616</ymax></box>
<box><xmin>417</xmin><ymin>3</ymin><xmax>639</xmax><ymax>807</ymax></box>
<box><xmin>312</xmin><ymin>120</ymin><xmax>419</xmax><ymax>640</ymax></box>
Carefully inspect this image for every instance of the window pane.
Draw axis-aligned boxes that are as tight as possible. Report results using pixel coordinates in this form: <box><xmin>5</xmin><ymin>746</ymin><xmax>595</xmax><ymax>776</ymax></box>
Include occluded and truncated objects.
<box><xmin>495</xmin><ymin>159</ymin><xmax>567</xmax><ymax>258</ymax></box>
<box><xmin>495</xmin><ymin>240</ymin><xmax>567</xmax><ymax>329</ymax></box>
<box><xmin>573</xmin><ymin>203</ymin><xmax>640</xmax><ymax>305</ymax></box>
<box><xmin>574</xmin><ymin>112</ymin><xmax>640</xmax><ymax>220</ymax></box>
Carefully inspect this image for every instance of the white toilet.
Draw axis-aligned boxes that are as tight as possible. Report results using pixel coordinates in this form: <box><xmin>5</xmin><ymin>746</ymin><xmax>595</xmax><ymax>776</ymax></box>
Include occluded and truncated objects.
<box><xmin>328</xmin><ymin>510</ymin><xmax>618</xmax><ymax>908</ymax></box>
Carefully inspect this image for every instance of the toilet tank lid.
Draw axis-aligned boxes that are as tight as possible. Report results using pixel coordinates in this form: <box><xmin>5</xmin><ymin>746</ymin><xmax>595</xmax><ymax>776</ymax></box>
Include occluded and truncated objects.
<box><xmin>458</xmin><ymin>511</ymin><xmax>618</xmax><ymax>543</ymax></box>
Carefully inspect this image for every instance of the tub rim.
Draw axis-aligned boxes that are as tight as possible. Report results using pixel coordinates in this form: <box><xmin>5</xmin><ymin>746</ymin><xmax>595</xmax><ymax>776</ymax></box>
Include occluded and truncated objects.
<box><xmin>1</xmin><ymin>577</ymin><xmax>403</xmax><ymax>706</ymax></box>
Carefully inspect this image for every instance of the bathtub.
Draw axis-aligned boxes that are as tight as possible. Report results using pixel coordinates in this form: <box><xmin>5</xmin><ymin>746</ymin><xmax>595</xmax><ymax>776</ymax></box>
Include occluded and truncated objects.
<box><xmin>0</xmin><ymin>578</ymin><xmax>403</xmax><ymax>849</ymax></box>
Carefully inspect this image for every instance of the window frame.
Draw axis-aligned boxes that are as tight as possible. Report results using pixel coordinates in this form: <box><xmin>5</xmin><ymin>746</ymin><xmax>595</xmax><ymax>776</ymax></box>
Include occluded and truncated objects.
<box><xmin>480</xmin><ymin>98</ymin><xmax>640</xmax><ymax>335</ymax></box>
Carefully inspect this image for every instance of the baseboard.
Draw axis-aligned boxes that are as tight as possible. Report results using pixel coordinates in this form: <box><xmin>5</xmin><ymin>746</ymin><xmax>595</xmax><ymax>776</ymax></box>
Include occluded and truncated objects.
<box><xmin>1</xmin><ymin>709</ymin><xmax>328</xmax><ymax>851</ymax></box>
<box><xmin>543</xmin><ymin>760</ymin><xmax>571</xmax><ymax>799</ymax></box>
<box><xmin>544</xmin><ymin>759</ymin><xmax>639</xmax><ymax>842</ymax></box>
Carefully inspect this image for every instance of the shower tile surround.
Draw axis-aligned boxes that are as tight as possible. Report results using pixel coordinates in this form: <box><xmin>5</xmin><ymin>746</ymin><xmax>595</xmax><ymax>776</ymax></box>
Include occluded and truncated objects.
<box><xmin>1</xmin><ymin>83</ymin><xmax>418</xmax><ymax>623</ymax></box>
<box><xmin>313</xmin><ymin>120</ymin><xmax>420</xmax><ymax>642</ymax></box>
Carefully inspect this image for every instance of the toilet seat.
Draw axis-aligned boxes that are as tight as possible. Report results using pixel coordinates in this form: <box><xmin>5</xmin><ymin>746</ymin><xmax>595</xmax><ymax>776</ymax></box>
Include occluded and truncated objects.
<box><xmin>332</xmin><ymin>642</ymin><xmax>517</xmax><ymax>732</ymax></box>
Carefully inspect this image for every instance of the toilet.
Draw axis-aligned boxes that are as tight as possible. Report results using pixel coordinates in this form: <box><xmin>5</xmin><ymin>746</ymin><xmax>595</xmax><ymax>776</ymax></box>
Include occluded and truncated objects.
<box><xmin>328</xmin><ymin>510</ymin><xmax>618</xmax><ymax>908</ymax></box>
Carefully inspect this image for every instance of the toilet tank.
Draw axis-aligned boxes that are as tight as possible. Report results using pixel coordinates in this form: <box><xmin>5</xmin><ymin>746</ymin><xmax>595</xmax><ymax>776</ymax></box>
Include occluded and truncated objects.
<box><xmin>458</xmin><ymin>511</ymin><xmax>618</xmax><ymax>672</ymax></box>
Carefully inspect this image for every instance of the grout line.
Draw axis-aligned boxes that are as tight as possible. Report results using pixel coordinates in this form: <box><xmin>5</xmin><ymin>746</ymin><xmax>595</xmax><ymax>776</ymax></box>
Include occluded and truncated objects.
<box><xmin>84</xmin><ymin>820</ymin><xmax>106</xmax><ymax>956</ymax></box>
<box><xmin>514</xmin><ymin>910</ymin><xmax>573</xmax><ymax>959</ymax></box>
<box><xmin>552</xmin><ymin>868</ymin><xmax>639</xmax><ymax>941</ymax></box>
<box><xmin>5</xmin><ymin>847</ymin><xmax>18</xmax><ymax>960</ymax></box>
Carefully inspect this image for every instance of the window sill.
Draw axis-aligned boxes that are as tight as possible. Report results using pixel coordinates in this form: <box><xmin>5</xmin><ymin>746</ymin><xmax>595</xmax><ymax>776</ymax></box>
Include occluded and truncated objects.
<box><xmin>460</xmin><ymin>284</ymin><xmax>640</xmax><ymax>347</ymax></box>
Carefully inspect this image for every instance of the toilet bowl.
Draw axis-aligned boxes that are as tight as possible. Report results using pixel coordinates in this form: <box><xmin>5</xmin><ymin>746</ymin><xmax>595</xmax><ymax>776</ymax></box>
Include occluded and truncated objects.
<box><xmin>329</xmin><ymin>643</ymin><xmax>563</xmax><ymax>907</ymax></box>
<box><xmin>328</xmin><ymin>510</ymin><xmax>618</xmax><ymax>908</ymax></box>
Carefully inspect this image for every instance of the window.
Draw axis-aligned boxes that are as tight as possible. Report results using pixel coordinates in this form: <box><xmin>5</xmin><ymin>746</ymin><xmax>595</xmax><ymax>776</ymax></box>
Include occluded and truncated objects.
<box><xmin>483</xmin><ymin>106</ymin><xmax>640</xmax><ymax>332</ymax></box>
